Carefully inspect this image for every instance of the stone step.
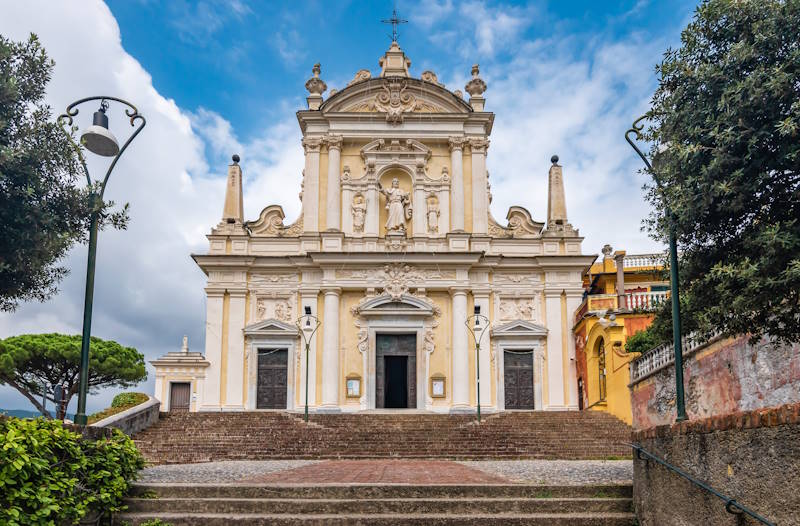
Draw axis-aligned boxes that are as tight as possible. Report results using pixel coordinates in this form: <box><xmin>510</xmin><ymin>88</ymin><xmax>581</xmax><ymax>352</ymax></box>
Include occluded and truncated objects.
<box><xmin>130</xmin><ymin>483</ymin><xmax>633</xmax><ymax>499</ymax></box>
<box><xmin>125</xmin><ymin>496</ymin><xmax>632</xmax><ymax>514</ymax></box>
<box><xmin>117</xmin><ymin>512</ymin><xmax>637</xmax><ymax>525</ymax></box>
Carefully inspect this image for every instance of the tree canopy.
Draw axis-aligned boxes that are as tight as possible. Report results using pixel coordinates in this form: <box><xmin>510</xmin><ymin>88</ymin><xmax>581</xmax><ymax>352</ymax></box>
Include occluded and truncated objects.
<box><xmin>0</xmin><ymin>33</ymin><xmax>128</xmax><ymax>312</ymax></box>
<box><xmin>0</xmin><ymin>333</ymin><xmax>146</xmax><ymax>419</ymax></box>
<box><xmin>641</xmin><ymin>0</ymin><xmax>800</xmax><ymax>345</ymax></box>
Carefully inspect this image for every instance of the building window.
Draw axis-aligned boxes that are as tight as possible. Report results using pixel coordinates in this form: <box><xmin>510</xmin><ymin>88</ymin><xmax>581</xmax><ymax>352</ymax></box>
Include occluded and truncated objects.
<box><xmin>597</xmin><ymin>339</ymin><xmax>607</xmax><ymax>401</ymax></box>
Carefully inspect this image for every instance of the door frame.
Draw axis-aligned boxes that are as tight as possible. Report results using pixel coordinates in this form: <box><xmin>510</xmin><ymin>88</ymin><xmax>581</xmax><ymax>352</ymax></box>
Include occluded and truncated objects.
<box><xmin>375</xmin><ymin>333</ymin><xmax>417</xmax><ymax>409</ymax></box>
<box><xmin>244</xmin><ymin>321</ymin><xmax>298</xmax><ymax>411</ymax></box>
<box><xmin>168</xmin><ymin>381</ymin><xmax>192</xmax><ymax>412</ymax></box>
<box><xmin>496</xmin><ymin>343</ymin><xmax>545</xmax><ymax>412</ymax></box>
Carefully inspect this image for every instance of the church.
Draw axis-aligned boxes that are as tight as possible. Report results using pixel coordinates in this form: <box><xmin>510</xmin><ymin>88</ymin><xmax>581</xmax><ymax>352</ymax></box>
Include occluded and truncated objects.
<box><xmin>152</xmin><ymin>38</ymin><xmax>594</xmax><ymax>414</ymax></box>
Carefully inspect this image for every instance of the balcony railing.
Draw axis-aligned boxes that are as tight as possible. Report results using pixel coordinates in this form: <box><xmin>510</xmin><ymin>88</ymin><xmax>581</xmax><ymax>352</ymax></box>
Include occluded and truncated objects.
<box><xmin>629</xmin><ymin>330</ymin><xmax>723</xmax><ymax>383</ymax></box>
<box><xmin>623</xmin><ymin>253</ymin><xmax>665</xmax><ymax>269</ymax></box>
<box><xmin>625</xmin><ymin>290</ymin><xmax>669</xmax><ymax>311</ymax></box>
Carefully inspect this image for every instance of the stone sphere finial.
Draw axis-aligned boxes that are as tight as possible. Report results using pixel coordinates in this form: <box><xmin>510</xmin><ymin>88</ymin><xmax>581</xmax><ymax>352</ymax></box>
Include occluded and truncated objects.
<box><xmin>232</xmin><ymin>154</ymin><xmax>240</xmax><ymax>164</ymax></box>
<box><xmin>551</xmin><ymin>154</ymin><xmax>559</xmax><ymax>164</ymax></box>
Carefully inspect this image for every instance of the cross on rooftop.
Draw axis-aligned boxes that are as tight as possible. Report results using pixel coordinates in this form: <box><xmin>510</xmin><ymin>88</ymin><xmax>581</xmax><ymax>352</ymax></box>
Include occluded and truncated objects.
<box><xmin>381</xmin><ymin>7</ymin><xmax>408</xmax><ymax>43</ymax></box>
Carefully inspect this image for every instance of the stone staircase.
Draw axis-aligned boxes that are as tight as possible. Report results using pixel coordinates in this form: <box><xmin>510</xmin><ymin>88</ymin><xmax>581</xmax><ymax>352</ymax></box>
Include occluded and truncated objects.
<box><xmin>133</xmin><ymin>411</ymin><xmax>631</xmax><ymax>464</ymax></box>
<box><xmin>120</xmin><ymin>482</ymin><xmax>636</xmax><ymax>525</ymax></box>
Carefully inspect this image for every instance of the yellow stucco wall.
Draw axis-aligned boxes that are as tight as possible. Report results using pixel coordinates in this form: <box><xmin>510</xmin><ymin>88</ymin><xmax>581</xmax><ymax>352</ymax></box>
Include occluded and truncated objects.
<box><xmin>583</xmin><ymin>318</ymin><xmax>637</xmax><ymax>424</ymax></box>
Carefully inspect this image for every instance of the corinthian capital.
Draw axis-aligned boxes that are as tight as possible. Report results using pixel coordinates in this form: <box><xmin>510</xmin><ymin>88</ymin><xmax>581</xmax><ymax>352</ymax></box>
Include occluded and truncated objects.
<box><xmin>302</xmin><ymin>137</ymin><xmax>322</xmax><ymax>153</ymax></box>
<box><xmin>325</xmin><ymin>134</ymin><xmax>343</xmax><ymax>151</ymax></box>
<box><xmin>468</xmin><ymin>138</ymin><xmax>490</xmax><ymax>153</ymax></box>
<box><xmin>448</xmin><ymin>136</ymin><xmax>466</xmax><ymax>152</ymax></box>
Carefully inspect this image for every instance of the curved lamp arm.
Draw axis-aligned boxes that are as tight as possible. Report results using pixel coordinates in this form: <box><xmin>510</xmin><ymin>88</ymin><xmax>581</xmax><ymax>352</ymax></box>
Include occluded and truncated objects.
<box><xmin>465</xmin><ymin>314</ymin><xmax>490</xmax><ymax>348</ymax></box>
<box><xmin>57</xmin><ymin>96</ymin><xmax>146</xmax><ymax>199</ymax></box>
<box><xmin>296</xmin><ymin>314</ymin><xmax>321</xmax><ymax>346</ymax></box>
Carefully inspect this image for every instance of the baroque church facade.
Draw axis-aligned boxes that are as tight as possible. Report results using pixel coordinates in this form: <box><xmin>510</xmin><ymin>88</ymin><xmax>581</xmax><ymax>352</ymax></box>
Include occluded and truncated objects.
<box><xmin>152</xmin><ymin>40</ymin><xmax>593</xmax><ymax>414</ymax></box>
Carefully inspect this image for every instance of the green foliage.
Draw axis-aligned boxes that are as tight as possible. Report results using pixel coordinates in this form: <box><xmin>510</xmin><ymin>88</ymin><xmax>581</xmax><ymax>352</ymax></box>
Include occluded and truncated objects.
<box><xmin>0</xmin><ymin>416</ymin><xmax>144</xmax><ymax>525</ymax></box>
<box><xmin>642</xmin><ymin>0</ymin><xmax>800</xmax><ymax>344</ymax></box>
<box><xmin>139</xmin><ymin>520</ymin><xmax>173</xmax><ymax>526</ymax></box>
<box><xmin>111</xmin><ymin>392</ymin><xmax>149</xmax><ymax>409</ymax></box>
<box><xmin>0</xmin><ymin>33</ymin><xmax>129</xmax><ymax>312</ymax></box>
<box><xmin>0</xmin><ymin>334</ymin><xmax>146</xmax><ymax>419</ymax></box>
<box><xmin>87</xmin><ymin>392</ymin><xmax>149</xmax><ymax>424</ymax></box>
<box><xmin>625</xmin><ymin>328</ymin><xmax>662</xmax><ymax>355</ymax></box>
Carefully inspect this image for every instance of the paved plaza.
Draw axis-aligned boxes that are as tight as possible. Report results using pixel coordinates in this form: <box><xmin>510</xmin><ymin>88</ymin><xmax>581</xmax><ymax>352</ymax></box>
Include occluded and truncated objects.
<box><xmin>138</xmin><ymin>459</ymin><xmax>632</xmax><ymax>485</ymax></box>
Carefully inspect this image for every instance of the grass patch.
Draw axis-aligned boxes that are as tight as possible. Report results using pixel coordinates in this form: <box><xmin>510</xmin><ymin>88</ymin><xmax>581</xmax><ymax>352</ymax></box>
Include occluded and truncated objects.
<box><xmin>533</xmin><ymin>489</ymin><xmax>553</xmax><ymax>499</ymax></box>
<box><xmin>87</xmin><ymin>392</ymin><xmax>149</xmax><ymax>424</ymax></box>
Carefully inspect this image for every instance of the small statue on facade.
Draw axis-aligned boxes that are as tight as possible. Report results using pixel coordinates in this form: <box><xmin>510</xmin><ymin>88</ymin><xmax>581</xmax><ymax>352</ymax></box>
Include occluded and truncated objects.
<box><xmin>426</xmin><ymin>194</ymin><xmax>440</xmax><ymax>234</ymax></box>
<box><xmin>351</xmin><ymin>193</ymin><xmax>366</xmax><ymax>233</ymax></box>
<box><xmin>378</xmin><ymin>178</ymin><xmax>412</xmax><ymax>233</ymax></box>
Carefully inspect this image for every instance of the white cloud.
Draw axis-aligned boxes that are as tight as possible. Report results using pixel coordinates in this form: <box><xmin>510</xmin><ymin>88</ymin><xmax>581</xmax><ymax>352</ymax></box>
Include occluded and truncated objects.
<box><xmin>0</xmin><ymin>0</ymin><xmax>302</xmax><ymax>413</ymax></box>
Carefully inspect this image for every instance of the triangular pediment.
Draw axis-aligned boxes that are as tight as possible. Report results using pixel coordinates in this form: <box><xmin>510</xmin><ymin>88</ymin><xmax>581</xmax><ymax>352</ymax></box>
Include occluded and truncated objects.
<box><xmin>244</xmin><ymin>318</ymin><xmax>298</xmax><ymax>336</ymax></box>
<box><xmin>492</xmin><ymin>320</ymin><xmax>549</xmax><ymax>337</ymax></box>
<box><xmin>353</xmin><ymin>293</ymin><xmax>437</xmax><ymax>317</ymax></box>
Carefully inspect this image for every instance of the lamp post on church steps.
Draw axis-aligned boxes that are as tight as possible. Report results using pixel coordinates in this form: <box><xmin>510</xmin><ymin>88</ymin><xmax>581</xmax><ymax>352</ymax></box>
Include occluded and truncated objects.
<box><xmin>296</xmin><ymin>309</ymin><xmax>321</xmax><ymax>422</ymax></box>
<box><xmin>465</xmin><ymin>310</ymin><xmax>489</xmax><ymax>423</ymax></box>
<box><xmin>625</xmin><ymin>115</ymin><xmax>687</xmax><ymax>422</ymax></box>
<box><xmin>58</xmin><ymin>97</ymin><xmax>145</xmax><ymax>426</ymax></box>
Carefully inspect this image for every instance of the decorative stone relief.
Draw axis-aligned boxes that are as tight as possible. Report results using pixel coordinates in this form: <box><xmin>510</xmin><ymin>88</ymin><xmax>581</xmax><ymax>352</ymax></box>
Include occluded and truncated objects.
<box><xmin>348</xmin><ymin>69</ymin><xmax>372</xmax><ymax>86</ymax></box>
<box><xmin>420</xmin><ymin>70</ymin><xmax>443</xmax><ymax>86</ymax></box>
<box><xmin>254</xmin><ymin>296</ymin><xmax>295</xmax><ymax>323</ymax></box>
<box><xmin>250</xmin><ymin>273</ymin><xmax>299</xmax><ymax>286</ymax></box>
<box><xmin>426</xmin><ymin>193</ymin><xmax>440</xmax><ymax>234</ymax></box>
<box><xmin>423</xmin><ymin>328</ymin><xmax>435</xmax><ymax>355</ymax></box>
<box><xmin>493</xmin><ymin>273</ymin><xmax>539</xmax><ymax>286</ymax></box>
<box><xmin>347</xmin><ymin>79</ymin><xmax>442</xmax><ymax>123</ymax></box>
<box><xmin>497</xmin><ymin>296</ymin><xmax>540</xmax><ymax>323</ymax></box>
<box><xmin>378</xmin><ymin>263</ymin><xmax>424</xmax><ymax>299</ymax></box>
<box><xmin>351</xmin><ymin>193</ymin><xmax>366</xmax><ymax>233</ymax></box>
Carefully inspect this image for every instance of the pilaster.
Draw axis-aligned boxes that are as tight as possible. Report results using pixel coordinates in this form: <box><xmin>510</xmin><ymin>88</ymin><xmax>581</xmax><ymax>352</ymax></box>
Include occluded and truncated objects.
<box><xmin>224</xmin><ymin>289</ymin><xmax>247</xmax><ymax>409</ymax></box>
<box><xmin>448</xmin><ymin>137</ymin><xmax>466</xmax><ymax>231</ymax></box>
<box><xmin>450</xmin><ymin>288</ymin><xmax>470</xmax><ymax>411</ymax></box>
<box><xmin>469</xmin><ymin>138</ymin><xmax>489</xmax><ymax>234</ymax></box>
<box><xmin>325</xmin><ymin>135</ymin><xmax>342</xmax><ymax>230</ymax></box>
<box><xmin>200</xmin><ymin>289</ymin><xmax>224</xmax><ymax>410</ymax></box>
<box><xmin>299</xmin><ymin>290</ymin><xmax>318</xmax><ymax>408</ymax></box>
<box><xmin>543</xmin><ymin>289</ymin><xmax>566</xmax><ymax>409</ymax></box>
<box><xmin>320</xmin><ymin>287</ymin><xmax>341</xmax><ymax>410</ymax></box>
<box><xmin>302</xmin><ymin>137</ymin><xmax>322</xmax><ymax>233</ymax></box>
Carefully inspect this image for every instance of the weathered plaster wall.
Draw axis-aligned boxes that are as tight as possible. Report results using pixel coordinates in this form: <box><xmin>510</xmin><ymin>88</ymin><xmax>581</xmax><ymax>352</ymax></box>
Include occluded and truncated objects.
<box><xmin>631</xmin><ymin>336</ymin><xmax>800</xmax><ymax>429</ymax></box>
<box><xmin>632</xmin><ymin>403</ymin><xmax>800</xmax><ymax>526</ymax></box>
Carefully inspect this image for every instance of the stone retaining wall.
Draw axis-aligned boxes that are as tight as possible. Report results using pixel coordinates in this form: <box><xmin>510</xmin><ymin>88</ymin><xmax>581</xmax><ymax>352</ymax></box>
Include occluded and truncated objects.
<box><xmin>632</xmin><ymin>402</ymin><xmax>799</xmax><ymax>525</ymax></box>
<box><xmin>91</xmin><ymin>395</ymin><xmax>160</xmax><ymax>435</ymax></box>
<box><xmin>631</xmin><ymin>335</ymin><xmax>800</xmax><ymax>429</ymax></box>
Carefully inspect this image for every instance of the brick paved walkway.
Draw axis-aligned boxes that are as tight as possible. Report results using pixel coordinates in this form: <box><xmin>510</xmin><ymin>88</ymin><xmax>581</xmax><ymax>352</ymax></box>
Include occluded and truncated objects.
<box><xmin>241</xmin><ymin>460</ymin><xmax>510</xmax><ymax>484</ymax></box>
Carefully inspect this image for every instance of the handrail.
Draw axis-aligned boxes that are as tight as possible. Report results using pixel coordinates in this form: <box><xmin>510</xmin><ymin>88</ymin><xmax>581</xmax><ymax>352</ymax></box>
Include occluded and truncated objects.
<box><xmin>629</xmin><ymin>443</ymin><xmax>775</xmax><ymax>525</ymax></box>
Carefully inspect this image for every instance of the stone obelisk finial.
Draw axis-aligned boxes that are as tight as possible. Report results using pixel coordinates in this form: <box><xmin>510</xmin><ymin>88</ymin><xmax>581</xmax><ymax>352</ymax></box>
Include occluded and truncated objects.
<box><xmin>222</xmin><ymin>154</ymin><xmax>244</xmax><ymax>224</ymax></box>
<box><xmin>547</xmin><ymin>155</ymin><xmax>568</xmax><ymax>228</ymax></box>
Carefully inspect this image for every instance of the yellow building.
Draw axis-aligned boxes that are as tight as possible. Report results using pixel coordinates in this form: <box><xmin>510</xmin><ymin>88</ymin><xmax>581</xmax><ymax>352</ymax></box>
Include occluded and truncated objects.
<box><xmin>152</xmin><ymin>40</ymin><xmax>595</xmax><ymax>414</ymax></box>
<box><xmin>573</xmin><ymin>245</ymin><xmax>669</xmax><ymax>423</ymax></box>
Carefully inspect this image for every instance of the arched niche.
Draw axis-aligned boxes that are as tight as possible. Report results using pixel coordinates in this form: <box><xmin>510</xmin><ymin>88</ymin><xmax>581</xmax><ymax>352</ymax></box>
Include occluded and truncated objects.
<box><xmin>378</xmin><ymin>167</ymin><xmax>414</xmax><ymax>237</ymax></box>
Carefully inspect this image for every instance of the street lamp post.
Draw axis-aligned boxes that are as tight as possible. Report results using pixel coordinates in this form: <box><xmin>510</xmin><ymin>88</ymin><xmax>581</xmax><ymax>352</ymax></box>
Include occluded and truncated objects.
<box><xmin>465</xmin><ymin>308</ymin><xmax>489</xmax><ymax>423</ymax></box>
<box><xmin>58</xmin><ymin>97</ymin><xmax>145</xmax><ymax>426</ymax></box>
<box><xmin>625</xmin><ymin>115</ymin><xmax>687</xmax><ymax>422</ymax></box>
<box><xmin>296</xmin><ymin>307</ymin><xmax>321</xmax><ymax>422</ymax></box>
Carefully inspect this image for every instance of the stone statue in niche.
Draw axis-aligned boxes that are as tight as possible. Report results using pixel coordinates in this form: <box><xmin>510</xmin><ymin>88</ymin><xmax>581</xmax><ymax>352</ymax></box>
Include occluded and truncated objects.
<box><xmin>351</xmin><ymin>193</ymin><xmax>366</xmax><ymax>233</ymax></box>
<box><xmin>426</xmin><ymin>194</ymin><xmax>440</xmax><ymax>234</ymax></box>
<box><xmin>378</xmin><ymin>178</ymin><xmax>412</xmax><ymax>233</ymax></box>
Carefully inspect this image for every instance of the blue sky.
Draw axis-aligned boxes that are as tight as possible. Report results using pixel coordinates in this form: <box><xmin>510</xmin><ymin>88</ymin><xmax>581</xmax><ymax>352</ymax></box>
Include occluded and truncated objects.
<box><xmin>0</xmin><ymin>0</ymin><xmax>697</xmax><ymax>414</ymax></box>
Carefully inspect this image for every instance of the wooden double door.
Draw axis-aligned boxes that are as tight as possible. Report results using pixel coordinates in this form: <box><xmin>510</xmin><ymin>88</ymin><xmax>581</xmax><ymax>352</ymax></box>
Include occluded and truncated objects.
<box><xmin>375</xmin><ymin>334</ymin><xmax>416</xmax><ymax>409</ymax></box>
<box><xmin>257</xmin><ymin>349</ymin><xmax>288</xmax><ymax>409</ymax></box>
<box><xmin>504</xmin><ymin>351</ymin><xmax>535</xmax><ymax>409</ymax></box>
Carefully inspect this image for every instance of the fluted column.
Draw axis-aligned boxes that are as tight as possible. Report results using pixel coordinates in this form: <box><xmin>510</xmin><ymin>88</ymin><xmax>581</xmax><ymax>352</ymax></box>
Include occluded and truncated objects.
<box><xmin>450</xmin><ymin>288</ymin><xmax>469</xmax><ymax>410</ymax></box>
<box><xmin>320</xmin><ymin>288</ymin><xmax>341</xmax><ymax>410</ymax></box>
<box><xmin>302</xmin><ymin>137</ymin><xmax>322</xmax><ymax>233</ymax></box>
<box><xmin>448</xmin><ymin>137</ymin><xmax>465</xmax><ymax>231</ymax></box>
<box><xmin>325</xmin><ymin>135</ymin><xmax>342</xmax><ymax>230</ymax></box>
<box><xmin>470</xmin><ymin>138</ymin><xmax>489</xmax><ymax>234</ymax></box>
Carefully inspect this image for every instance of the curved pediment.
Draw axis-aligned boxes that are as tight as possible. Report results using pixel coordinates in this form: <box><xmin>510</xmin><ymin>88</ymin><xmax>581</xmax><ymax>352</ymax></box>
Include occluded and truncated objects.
<box><xmin>321</xmin><ymin>77</ymin><xmax>472</xmax><ymax>122</ymax></box>
<box><xmin>488</xmin><ymin>206</ymin><xmax>544</xmax><ymax>238</ymax></box>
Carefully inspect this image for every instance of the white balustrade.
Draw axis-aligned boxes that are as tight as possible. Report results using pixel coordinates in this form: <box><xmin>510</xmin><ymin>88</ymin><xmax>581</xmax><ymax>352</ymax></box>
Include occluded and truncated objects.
<box><xmin>629</xmin><ymin>330</ymin><xmax>723</xmax><ymax>383</ymax></box>
<box><xmin>623</xmin><ymin>253</ymin><xmax>665</xmax><ymax>268</ymax></box>
<box><xmin>625</xmin><ymin>290</ymin><xmax>670</xmax><ymax>311</ymax></box>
